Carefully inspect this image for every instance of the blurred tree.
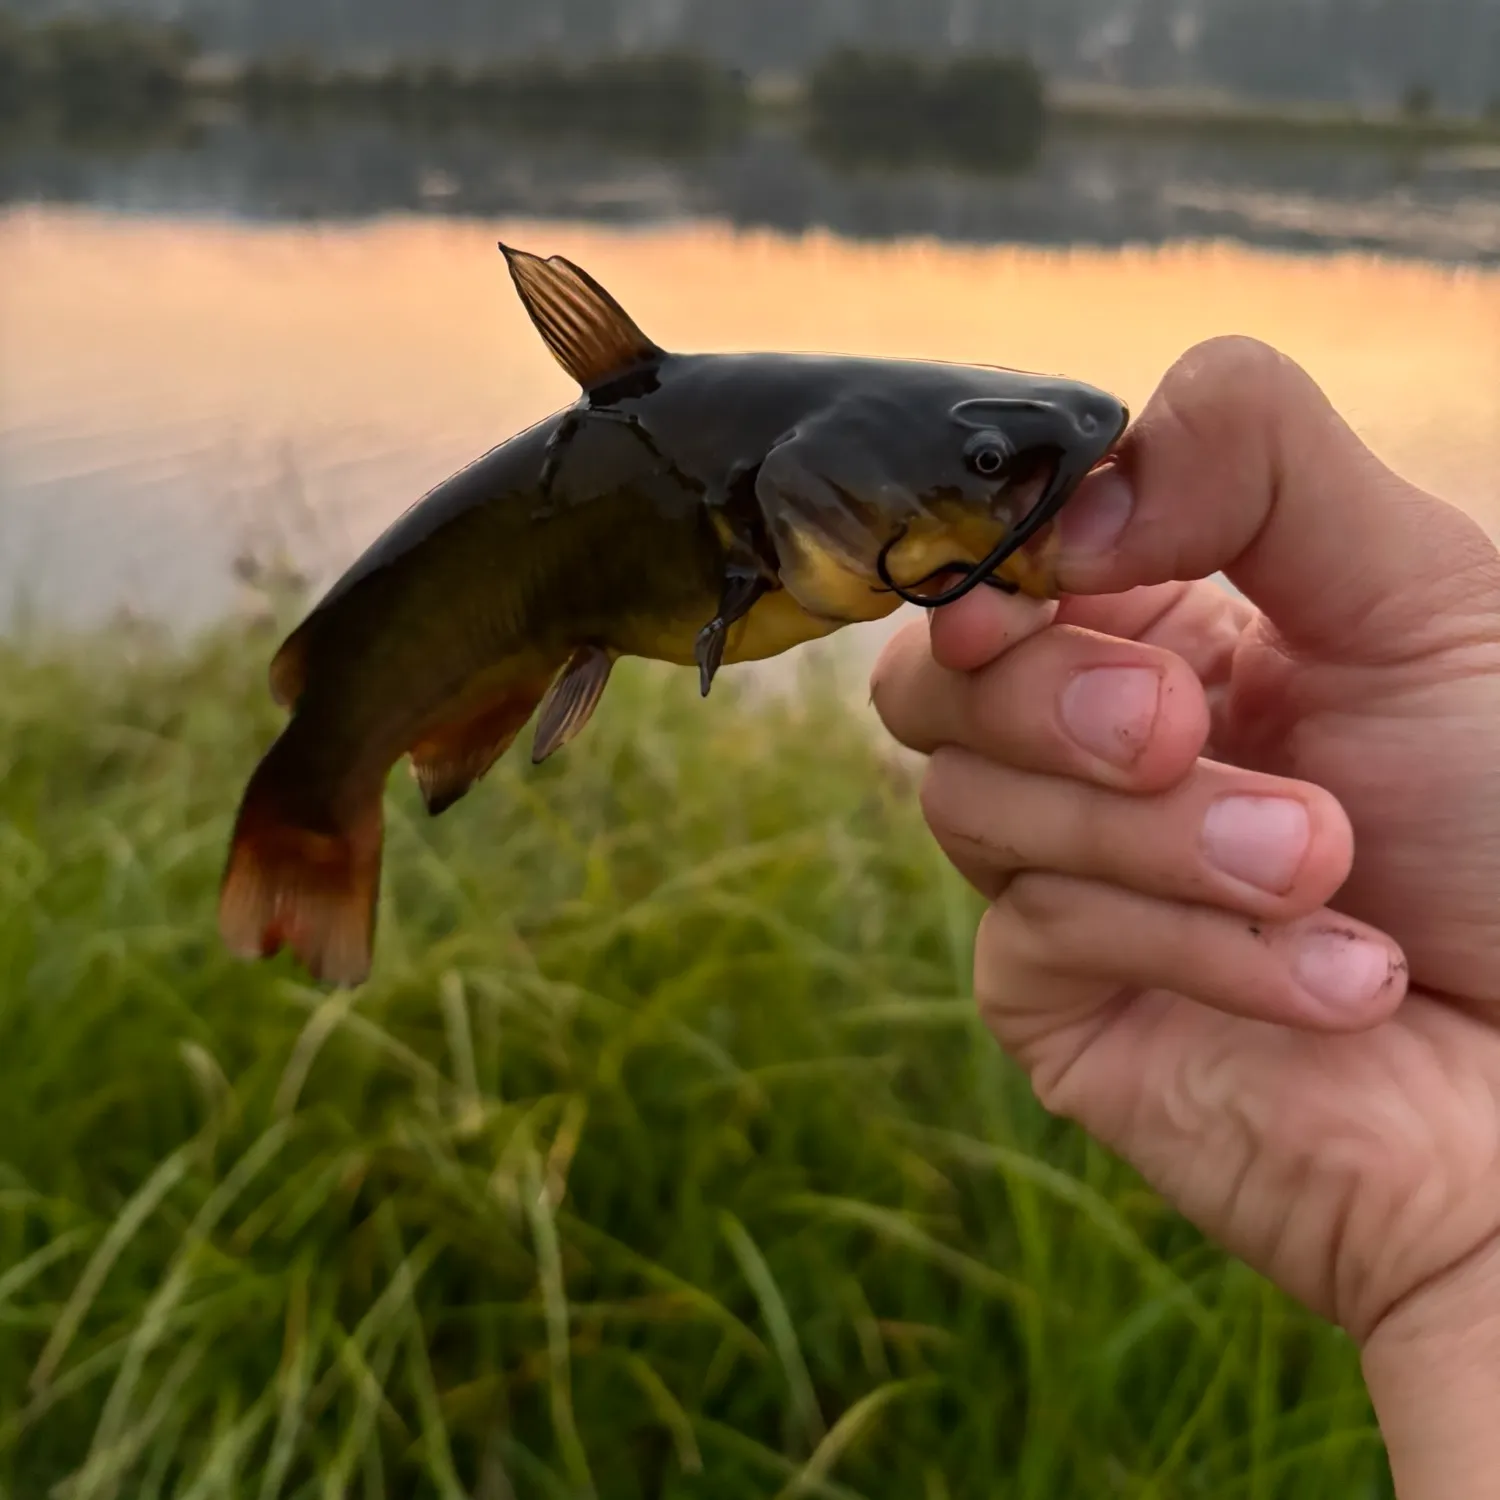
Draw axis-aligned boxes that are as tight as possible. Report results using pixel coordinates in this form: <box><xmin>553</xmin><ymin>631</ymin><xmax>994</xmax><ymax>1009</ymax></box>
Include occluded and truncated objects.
<box><xmin>11</xmin><ymin>0</ymin><xmax>1500</xmax><ymax>114</ymax></box>
<box><xmin>1401</xmin><ymin>80</ymin><xmax>1435</xmax><ymax>115</ymax></box>
<box><xmin>804</xmin><ymin>47</ymin><xmax>1046</xmax><ymax>173</ymax></box>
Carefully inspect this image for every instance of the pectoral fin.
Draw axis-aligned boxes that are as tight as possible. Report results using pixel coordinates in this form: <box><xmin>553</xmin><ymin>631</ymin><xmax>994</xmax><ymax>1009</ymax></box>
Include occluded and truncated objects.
<box><xmin>695</xmin><ymin>568</ymin><xmax>771</xmax><ymax>698</ymax></box>
<box><xmin>500</xmin><ymin>242</ymin><xmax>665</xmax><ymax>390</ymax></box>
<box><xmin>532</xmin><ymin>646</ymin><xmax>614</xmax><ymax>764</ymax></box>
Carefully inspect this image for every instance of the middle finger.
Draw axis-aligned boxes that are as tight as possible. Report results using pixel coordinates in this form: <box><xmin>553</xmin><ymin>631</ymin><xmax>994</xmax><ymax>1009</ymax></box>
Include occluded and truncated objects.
<box><xmin>920</xmin><ymin>745</ymin><xmax>1355</xmax><ymax>918</ymax></box>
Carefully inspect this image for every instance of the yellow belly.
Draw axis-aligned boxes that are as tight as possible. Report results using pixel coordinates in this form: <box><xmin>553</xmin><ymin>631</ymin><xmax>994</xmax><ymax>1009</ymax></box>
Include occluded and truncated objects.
<box><xmin>724</xmin><ymin>586</ymin><xmax>871</xmax><ymax>663</ymax></box>
<box><xmin>613</xmin><ymin>585</ymin><xmax>872</xmax><ymax>669</ymax></box>
<box><xmin>610</xmin><ymin>513</ymin><xmax>1060</xmax><ymax>672</ymax></box>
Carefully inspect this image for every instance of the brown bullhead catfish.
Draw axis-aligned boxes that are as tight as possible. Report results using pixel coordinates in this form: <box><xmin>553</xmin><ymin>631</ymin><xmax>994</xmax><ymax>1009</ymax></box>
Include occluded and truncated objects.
<box><xmin>219</xmin><ymin>243</ymin><xmax>1129</xmax><ymax>986</ymax></box>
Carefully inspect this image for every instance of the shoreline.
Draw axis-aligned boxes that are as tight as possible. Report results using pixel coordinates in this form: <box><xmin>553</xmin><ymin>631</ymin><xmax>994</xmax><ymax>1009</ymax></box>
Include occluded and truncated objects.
<box><xmin>747</xmin><ymin>73</ymin><xmax>1500</xmax><ymax>150</ymax></box>
<box><xmin>165</xmin><ymin>57</ymin><xmax>1500</xmax><ymax>156</ymax></box>
<box><xmin>1047</xmin><ymin>81</ymin><xmax>1500</xmax><ymax>148</ymax></box>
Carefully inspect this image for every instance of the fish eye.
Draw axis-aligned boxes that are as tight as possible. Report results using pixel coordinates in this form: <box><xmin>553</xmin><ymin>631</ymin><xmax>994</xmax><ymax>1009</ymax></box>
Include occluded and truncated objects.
<box><xmin>965</xmin><ymin>435</ymin><xmax>1009</xmax><ymax>478</ymax></box>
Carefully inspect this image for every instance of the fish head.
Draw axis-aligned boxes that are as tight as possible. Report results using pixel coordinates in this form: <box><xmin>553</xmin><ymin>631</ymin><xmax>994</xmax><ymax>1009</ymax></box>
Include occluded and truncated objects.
<box><xmin>754</xmin><ymin>362</ymin><xmax>1129</xmax><ymax>619</ymax></box>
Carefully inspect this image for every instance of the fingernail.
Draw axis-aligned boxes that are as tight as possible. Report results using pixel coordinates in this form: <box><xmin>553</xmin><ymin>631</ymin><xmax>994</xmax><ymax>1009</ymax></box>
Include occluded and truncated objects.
<box><xmin>1201</xmin><ymin>796</ymin><xmax>1310</xmax><ymax>893</ymax></box>
<box><xmin>1060</xmin><ymin>667</ymin><xmax>1161</xmax><ymax>766</ymax></box>
<box><xmin>1059</xmin><ymin>467</ymin><xmax>1134</xmax><ymax>558</ymax></box>
<box><xmin>1294</xmin><ymin>930</ymin><xmax>1394</xmax><ymax>1013</ymax></box>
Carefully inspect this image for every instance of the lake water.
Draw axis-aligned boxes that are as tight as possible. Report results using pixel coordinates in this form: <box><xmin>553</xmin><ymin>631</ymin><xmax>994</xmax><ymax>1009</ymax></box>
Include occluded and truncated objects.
<box><xmin>2</xmin><ymin>116</ymin><xmax>1498</xmax><ymax>690</ymax></box>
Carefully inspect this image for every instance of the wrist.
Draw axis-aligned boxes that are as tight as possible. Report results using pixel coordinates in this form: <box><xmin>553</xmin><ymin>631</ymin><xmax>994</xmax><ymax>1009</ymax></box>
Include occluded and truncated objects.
<box><xmin>1362</xmin><ymin>1240</ymin><xmax>1500</xmax><ymax>1499</ymax></box>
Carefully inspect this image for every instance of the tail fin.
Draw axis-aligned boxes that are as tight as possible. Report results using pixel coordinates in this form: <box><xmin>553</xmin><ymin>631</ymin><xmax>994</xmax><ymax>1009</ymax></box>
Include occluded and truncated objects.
<box><xmin>218</xmin><ymin>732</ymin><xmax>384</xmax><ymax>988</ymax></box>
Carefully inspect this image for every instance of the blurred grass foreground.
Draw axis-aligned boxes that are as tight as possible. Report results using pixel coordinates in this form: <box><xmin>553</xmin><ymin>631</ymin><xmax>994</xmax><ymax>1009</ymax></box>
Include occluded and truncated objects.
<box><xmin>0</xmin><ymin>609</ymin><xmax>1390</xmax><ymax>1496</ymax></box>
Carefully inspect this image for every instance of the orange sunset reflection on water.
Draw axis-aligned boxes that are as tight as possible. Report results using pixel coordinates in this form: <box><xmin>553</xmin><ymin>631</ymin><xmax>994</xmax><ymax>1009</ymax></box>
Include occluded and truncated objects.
<box><xmin>2</xmin><ymin>206</ymin><xmax>1497</xmax><ymax>653</ymax></box>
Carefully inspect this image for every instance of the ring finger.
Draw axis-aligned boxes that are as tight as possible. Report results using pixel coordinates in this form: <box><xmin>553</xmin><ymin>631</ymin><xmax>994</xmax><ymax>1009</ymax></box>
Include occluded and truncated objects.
<box><xmin>979</xmin><ymin>873</ymin><xmax>1408</xmax><ymax>1043</ymax></box>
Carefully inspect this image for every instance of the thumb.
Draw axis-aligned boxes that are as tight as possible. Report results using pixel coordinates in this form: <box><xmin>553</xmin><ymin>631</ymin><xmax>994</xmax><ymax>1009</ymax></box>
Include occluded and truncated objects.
<box><xmin>1055</xmin><ymin>336</ymin><xmax>1500</xmax><ymax>659</ymax></box>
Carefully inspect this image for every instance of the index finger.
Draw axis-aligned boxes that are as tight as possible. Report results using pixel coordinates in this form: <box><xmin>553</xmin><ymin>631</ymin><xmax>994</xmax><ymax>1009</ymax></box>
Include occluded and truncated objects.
<box><xmin>929</xmin><ymin>576</ymin><xmax>1254</xmax><ymax>689</ymax></box>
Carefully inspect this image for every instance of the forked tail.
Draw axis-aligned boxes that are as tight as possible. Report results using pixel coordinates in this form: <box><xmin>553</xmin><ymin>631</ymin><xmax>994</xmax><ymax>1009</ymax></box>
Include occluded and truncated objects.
<box><xmin>218</xmin><ymin>728</ymin><xmax>384</xmax><ymax>987</ymax></box>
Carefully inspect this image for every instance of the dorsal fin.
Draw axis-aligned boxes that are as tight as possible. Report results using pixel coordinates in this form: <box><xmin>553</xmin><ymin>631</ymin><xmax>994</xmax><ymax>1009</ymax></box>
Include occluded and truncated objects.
<box><xmin>499</xmin><ymin>242</ymin><xmax>665</xmax><ymax>391</ymax></box>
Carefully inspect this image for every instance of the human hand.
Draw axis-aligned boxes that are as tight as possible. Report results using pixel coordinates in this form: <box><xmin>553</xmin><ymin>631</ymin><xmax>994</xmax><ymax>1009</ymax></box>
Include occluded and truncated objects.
<box><xmin>870</xmin><ymin>337</ymin><xmax>1500</xmax><ymax>1494</ymax></box>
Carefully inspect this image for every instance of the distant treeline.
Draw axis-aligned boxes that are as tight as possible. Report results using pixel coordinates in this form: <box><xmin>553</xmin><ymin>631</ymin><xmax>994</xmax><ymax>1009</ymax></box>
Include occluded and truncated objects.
<box><xmin>804</xmin><ymin>48</ymin><xmax>1046</xmax><ymax>170</ymax></box>
<box><xmin>0</xmin><ymin>13</ymin><xmax>1049</xmax><ymax>172</ymax></box>
<box><xmin>0</xmin><ymin>12</ymin><xmax>197</xmax><ymax>131</ymax></box>
<box><xmin>235</xmin><ymin>50</ymin><xmax>752</xmax><ymax>153</ymax></box>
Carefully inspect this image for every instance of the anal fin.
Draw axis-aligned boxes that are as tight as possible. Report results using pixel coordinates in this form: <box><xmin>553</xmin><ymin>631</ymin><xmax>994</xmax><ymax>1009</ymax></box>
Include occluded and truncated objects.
<box><xmin>532</xmin><ymin>646</ymin><xmax>614</xmax><ymax>764</ymax></box>
<box><xmin>408</xmin><ymin>675</ymin><xmax>553</xmax><ymax>817</ymax></box>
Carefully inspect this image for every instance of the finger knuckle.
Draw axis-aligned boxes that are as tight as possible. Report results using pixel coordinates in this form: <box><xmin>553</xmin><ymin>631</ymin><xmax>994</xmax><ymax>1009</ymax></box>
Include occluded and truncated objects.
<box><xmin>865</xmin><ymin>623</ymin><xmax>924</xmax><ymax>726</ymax></box>
<box><xmin>1058</xmin><ymin>792</ymin><xmax>1110</xmax><ymax>874</ymax></box>
<box><xmin>973</xmin><ymin>901</ymin><xmax>1032</xmax><ymax>1007</ymax></box>
<box><xmin>1003</xmin><ymin>872</ymin><xmax>1076</xmax><ymax>949</ymax></box>
<box><xmin>1170</xmin><ymin>334</ymin><xmax>1294</xmax><ymax>404</ymax></box>
<box><xmin>1027</xmin><ymin>1047</ymin><xmax>1097</xmax><ymax>1122</ymax></box>
<box><xmin>979</xmin><ymin>895</ymin><xmax>1066</xmax><ymax>982</ymax></box>
<box><xmin>974</xmin><ymin>900</ymin><xmax>1012</xmax><ymax>970</ymax></box>
<box><xmin>918</xmin><ymin>749</ymin><xmax>968</xmax><ymax>840</ymax></box>
<box><xmin>1156</xmin><ymin>336</ymin><xmax>1313</xmax><ymax>463</ymax></box>
<box><xmin>968</xmin><ymin>633</ymin><xmax>1063</xmax><ymax>749</ymax></box>
<box><xmin>973</xmin><ymin>903</ymin><xmax>1096</xmax><ymax>1116</ymax></box>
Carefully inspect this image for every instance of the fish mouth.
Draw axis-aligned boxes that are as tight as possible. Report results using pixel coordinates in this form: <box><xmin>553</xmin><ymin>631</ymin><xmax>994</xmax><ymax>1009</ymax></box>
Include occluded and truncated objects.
<box><xmin>873</xmin><ymin>451</ymin><xmax>1063</xmax><ymax>605</ymax></box>
<box><xmin>877</xmin><ymin>421</ymin><xmax>1127</xmax><ymax>608</ymax></box>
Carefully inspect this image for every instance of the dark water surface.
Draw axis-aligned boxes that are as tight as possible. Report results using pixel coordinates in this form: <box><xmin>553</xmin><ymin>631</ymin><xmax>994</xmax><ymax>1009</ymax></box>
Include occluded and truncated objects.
<box><xmin>2</xmin><ymin>116</ymin><xmax>1497</xmax><ymax>688</ymax></box>
<box><xmin>5</xmin><ymin>115</ymin><xmax>1500</xmax><ymax>260</ymax></box>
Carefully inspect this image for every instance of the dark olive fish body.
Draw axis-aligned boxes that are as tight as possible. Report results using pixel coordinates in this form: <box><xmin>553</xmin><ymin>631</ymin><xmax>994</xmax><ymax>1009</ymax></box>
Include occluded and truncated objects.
<box><xmin>219</xmin><ymin>244</ymin><xmax>1129</xmax><ymax>986</ymax></box>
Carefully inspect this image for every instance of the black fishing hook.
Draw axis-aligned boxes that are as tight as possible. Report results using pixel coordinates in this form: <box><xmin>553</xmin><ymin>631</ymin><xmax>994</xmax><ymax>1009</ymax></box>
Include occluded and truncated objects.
<box><xmin>876</xmin><ymin>450</ymin><xmax>1098</xmax><ymax>609</ymax></box>
<box><xmin>873</xmin><ymin>467</ymin><xmax>1078</xmax><ymax>609</ymax></box>
<box><xmin>873</xmin><ymin>528</ymin><xmax>1018</xmax><ymax>602</ymax></box>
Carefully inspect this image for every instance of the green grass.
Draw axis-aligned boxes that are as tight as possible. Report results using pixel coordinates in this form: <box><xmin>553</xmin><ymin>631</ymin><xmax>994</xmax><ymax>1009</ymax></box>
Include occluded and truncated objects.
<box><xmin>0</xmin><ymin>609</ymin><xmax>1392</xmax><ymax>1498</ymax></box>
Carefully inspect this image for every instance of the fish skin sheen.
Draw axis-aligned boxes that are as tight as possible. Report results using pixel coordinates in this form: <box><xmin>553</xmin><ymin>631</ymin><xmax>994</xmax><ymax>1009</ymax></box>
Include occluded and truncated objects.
<box><xmin>218</xmin><ymin>242</ymin><xmax>1129</xmax><ymax>986</ymax></box>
